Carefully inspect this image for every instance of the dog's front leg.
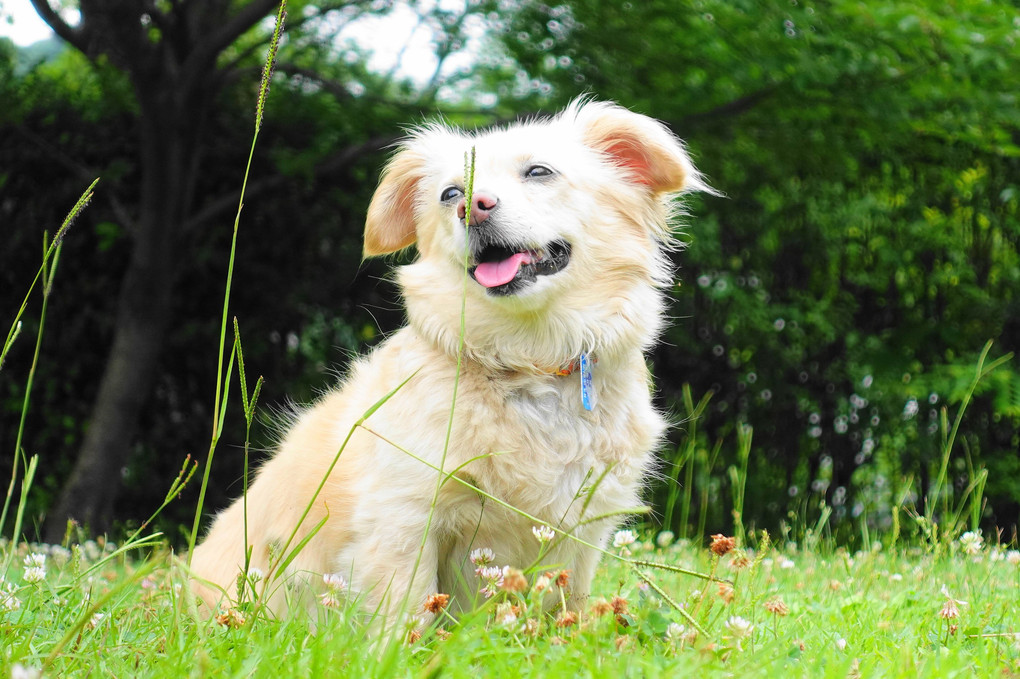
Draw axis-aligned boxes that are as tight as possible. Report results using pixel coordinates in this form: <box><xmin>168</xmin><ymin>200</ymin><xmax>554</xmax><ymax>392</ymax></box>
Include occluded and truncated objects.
<box><xmin>350</xmin><ymin>516</ymin><xmax>440</xmax><ymax>636</ymax></box>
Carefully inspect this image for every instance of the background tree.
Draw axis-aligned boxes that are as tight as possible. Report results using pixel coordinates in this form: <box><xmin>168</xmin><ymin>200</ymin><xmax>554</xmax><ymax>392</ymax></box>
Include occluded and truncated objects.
<box><xmin>5</xmin><ymin>0</ymin><xmax>483</xmax><ymax>541</ymax></box>
<box><xmin>483</xmin><ymin>0</ymin><xmax>1020</xmax><ymax>538</ymax></box>
<box><xmin>2</xmin><ymin>0</ymin><xmax>1018</xmax><ymax>546</ymax></box>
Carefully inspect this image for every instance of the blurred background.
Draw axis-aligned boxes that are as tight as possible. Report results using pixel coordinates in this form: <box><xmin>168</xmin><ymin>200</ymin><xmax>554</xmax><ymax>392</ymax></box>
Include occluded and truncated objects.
<box><xmin>1</xmin><ymin>0</ymin><xmax>1018</xmax><ymax>547</ymax></box>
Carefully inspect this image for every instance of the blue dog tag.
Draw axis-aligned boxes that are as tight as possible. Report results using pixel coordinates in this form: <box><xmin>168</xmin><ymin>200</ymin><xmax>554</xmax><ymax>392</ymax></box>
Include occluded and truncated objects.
<box><xmin>580</xmin><ymin>352</ymin><xmax>597</xmax><ymax>411</ymax></box>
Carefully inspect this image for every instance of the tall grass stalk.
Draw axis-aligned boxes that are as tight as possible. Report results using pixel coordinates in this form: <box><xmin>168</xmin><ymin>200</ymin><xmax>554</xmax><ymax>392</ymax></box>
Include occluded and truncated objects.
<box><xmin>923</xmin><ymin>340</ymin><xmax>1011</xmax><ymax>547</ymax></box>
<box><xmin>728</xmin><ymin>422</ymin><xmax>752</xmax><ymax>545</ymax></box>
<box><xmin>0</xmin><ymin>236</ymin><xmax>59</xmax><ymax>547</ymax></box>
<box><xmin>663</xmin><ymin>384</ymin><xmax>712</xmax><ymax>539</ymax></box>
<box><xmin>1</xmin><ymin>180</ymin><xmax>95</xmax><ymax>542</ymax></box>
<box><xmin>187</xmin><ymin>0</ymin><xmax>287</xmax><ymax>564</ymax></box>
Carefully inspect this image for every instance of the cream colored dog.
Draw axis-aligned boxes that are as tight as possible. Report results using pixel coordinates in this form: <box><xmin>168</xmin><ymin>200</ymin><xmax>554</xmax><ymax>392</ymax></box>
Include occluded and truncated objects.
<box><xmin>190</xmin><ymin>99</ymin><xmax>707</xmax><ymax>625</ymax></box>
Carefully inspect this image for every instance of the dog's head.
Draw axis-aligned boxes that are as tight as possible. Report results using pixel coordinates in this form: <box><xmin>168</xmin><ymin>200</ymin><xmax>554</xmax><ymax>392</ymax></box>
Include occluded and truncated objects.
<box><xmin>364</xmin><ymin>99</ymin><xmax>708</xmax><ymax>372</ymax></box>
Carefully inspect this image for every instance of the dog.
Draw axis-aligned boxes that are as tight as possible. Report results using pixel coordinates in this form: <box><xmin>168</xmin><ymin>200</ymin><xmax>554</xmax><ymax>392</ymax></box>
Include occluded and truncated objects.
<box><xmin>190</xmin><ymin>98</ymin><xmax>708</xmax><ymax>627</ymax></box>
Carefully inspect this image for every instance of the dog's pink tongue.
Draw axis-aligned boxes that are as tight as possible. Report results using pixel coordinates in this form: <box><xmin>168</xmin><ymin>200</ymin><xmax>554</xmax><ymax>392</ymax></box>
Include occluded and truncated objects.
<box><xmin>474</xmin><ymin>252</ymin><xmax>532</xmax><ymax>288</ymax></box>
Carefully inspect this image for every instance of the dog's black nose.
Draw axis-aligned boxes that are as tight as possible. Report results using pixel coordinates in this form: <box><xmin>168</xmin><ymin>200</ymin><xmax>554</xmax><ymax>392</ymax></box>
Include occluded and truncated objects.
<box><xmin>457</xmin><ymin>192</ymin><xmax>499</xmax><ymax>226</ymax></box>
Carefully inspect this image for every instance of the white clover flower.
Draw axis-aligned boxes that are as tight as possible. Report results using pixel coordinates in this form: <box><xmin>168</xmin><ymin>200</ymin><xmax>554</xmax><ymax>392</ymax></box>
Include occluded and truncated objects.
<box><xmin>470</xmin><ymin>548</ymin><xmax>495</xmax><ymax>569</ymax></box>
<box><xmin>959</xmin><ymin>531</ymin><xmax>984</xmax><ymax>556</ymax></box>
<box><xmin>477</xmin><ymin>565</ymin><xmax>504</xmax><ymax>598</ymax></box>
<box><xmin>532</xmin><ymin>525</ymin><xmax>555</xmax><ymax>544</ymax></box>
<box><xmin>656</xmin><ymin>531</ymin><xmax>675</xmax><ymax>548</ymax></box>
<box><xmin>532</xmin><ymin>574</ymin><xmax>551</xmax><ymax>593</ymax></box>
<box><xmin>665</xmin><ymin>622</ymin><xmax>686</xmax><ymax>643</ymax></box>
<box><xmin>902</xmin><ymin>397</ymin><xmax>919</xmax><ymax>420</ymax></box>
<box><xmin>320</xmin><ymin>591</ymin><xmax>341</xmax><ymax>609</ymax></box>
<box><xmin>495</xmin><ymin>602</ymin><xmax>518</xmax><ymax>626</ymax></box>
<box><xmin>779</xmin><ymin>558</ymin><xmax>795</xmax><ymax>569</ymax></box>
<box><xmin>10</xmin><ymin>664</ymin><xmax>41</xmax><ymax>679</ymax></box>
<box><xmin>86</xmin><ymin>612</ymin><xmax>106</xmax><ymax>630</ymax></box>
<box><xmin>724</xmin><ymin>615</ymin><xmax>753</xmax><ymax>649</ymax></box>
<box><xmin>23</xmin><ymin>567</ymin><xmax>46</xmax><ymax>584</ymax></box>
<box><xmin>613</xmin><ymin>529</ymin><xmax>637</xmax><ymax>549</ymax></box>
<box><xmin>1</xmin><ymin>580</ymin><xmax>20</xmax><ymax>613</ymax></box>
<box><xmin>246</xmin><ymin>567</ymin><xmax>264</xmax><ymax>583</ymax></box>
<box><xmin>83</xmin><ymin>540</ymin><xmax>101</xmax><ymax>561</ymax></box>
<box><xmin>835</xmin><ymin>637</ymin><xmax>848</xmax><ymax>651</ymax></box>
<box><xmin>322</xmin><ymin>573</ymin><xmax>347</xmax><ymax>592</ymax></box>
<box><xmin>1006</xmin><ymin>550</ymin><xmax>1020</xmax><ymax>566</ymax></box>
<box><xmin>23</xmin><ymin>553</ymin><xmax>46</xmax><ymax>569</ymax></box>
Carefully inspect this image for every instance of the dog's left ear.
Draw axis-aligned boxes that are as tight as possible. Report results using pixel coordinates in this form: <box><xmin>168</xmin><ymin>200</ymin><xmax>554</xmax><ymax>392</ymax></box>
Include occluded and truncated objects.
<box><xmin>363</xmin><ymin>147</ymin><xmax>425</xmax><ymax>257</ymax></box>
<box><xmin>576</xmin><ymin>101</ymin><xmax>704</xmax><ymax>195</ymax></box>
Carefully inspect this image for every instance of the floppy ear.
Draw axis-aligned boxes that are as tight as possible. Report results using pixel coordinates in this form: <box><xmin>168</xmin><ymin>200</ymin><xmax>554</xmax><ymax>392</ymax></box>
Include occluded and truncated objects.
<box><xmin>363</xmin><ymin>148</ymin><xmax>425</xmax><ymax>257</ymax></box>
<box><xmin>575</xmin><ymin>100</ymin><xmax>706</xmax><ymax>195</ymax></box>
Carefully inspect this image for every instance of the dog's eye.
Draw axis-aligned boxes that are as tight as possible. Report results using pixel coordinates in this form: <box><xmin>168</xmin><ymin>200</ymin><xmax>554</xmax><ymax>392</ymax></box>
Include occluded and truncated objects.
<box><xmin>524</xmin><ymin>165</ymin><xmax>554</xmax><ymax>179</ymax></box>
<box><xmin>440</xmin><ymin>186</ymin><xmax>464</xmax><ymax>203</ymax></box>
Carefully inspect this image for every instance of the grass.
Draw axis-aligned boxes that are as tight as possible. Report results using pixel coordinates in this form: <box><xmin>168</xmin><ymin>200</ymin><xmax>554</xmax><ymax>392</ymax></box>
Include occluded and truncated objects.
<box><xmin>4</xmin><ymin>2</ymin><xmax>1019</xmax><ymax>676</ymax></box>
<box><xmin>2</xmin><ymin>531</ymin><xmax>1019</xmax><ymax>677</ymax></box>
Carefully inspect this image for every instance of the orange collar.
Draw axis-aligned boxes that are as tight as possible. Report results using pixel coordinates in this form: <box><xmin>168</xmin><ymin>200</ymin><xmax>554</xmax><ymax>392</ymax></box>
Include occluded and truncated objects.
<box><xmin>546</xmin><ymin>355</ymin><xmax>597</xmax><ymax>377</ymax></box>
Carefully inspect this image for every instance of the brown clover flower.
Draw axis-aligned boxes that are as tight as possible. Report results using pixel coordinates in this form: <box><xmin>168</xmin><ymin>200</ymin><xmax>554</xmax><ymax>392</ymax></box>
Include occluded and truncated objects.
<box><xmin>710</xmin><ymin>534</ymin><xmax>736</xmax><ymax>557</ymax></box>
<box><xmin>764</xmin><ymin>596</ymin><xmax>789</xmax><ymax>616</ymax></box>
<box><xmin>423</xmin><ymin>593</ymin><xmax>450</xmax><ymax>614</ymax></box>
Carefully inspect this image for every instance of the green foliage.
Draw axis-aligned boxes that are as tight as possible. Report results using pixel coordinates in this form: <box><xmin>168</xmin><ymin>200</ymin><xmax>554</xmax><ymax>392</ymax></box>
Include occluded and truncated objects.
<box><xmin>485</xmin><ymin>0</ymin><xmax>1020</xmax><ymax>540</ymax></box>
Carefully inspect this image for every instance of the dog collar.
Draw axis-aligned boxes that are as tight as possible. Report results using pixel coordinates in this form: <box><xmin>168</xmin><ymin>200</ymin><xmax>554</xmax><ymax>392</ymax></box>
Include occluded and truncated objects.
<box><xmin>543</xmin><ymin>353</ymin><xmax>598</xmax><ymax>411</ymax></box>
<box><xmin>544</xmin><ymin>354</ymin><xmax>597</xmax><ymax>376</ymax></box>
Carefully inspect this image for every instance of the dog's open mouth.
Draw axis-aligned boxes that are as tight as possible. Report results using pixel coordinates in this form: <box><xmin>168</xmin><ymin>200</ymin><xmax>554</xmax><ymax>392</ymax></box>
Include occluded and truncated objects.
<box><xmin>469</xmin><ymin>240</ymin><xmax>571</xmax><ymax>295</ymax></box>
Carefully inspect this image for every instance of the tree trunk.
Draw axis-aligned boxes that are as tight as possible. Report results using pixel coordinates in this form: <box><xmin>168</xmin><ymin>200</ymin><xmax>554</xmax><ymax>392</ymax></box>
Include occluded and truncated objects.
<box><xmin>44</xmin><ymin>229</ymin><xmax>176</xmax><ymax>539</ymax></box>
<box><xmin>44</xmin><ymin>91</ymin><xmax>195</xmax><ymax>542</ymax></box>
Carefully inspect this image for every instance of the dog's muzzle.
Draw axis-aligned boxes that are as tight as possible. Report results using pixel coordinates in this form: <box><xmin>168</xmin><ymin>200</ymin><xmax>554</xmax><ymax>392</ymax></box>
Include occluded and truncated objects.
<box><xmin>468</xmin><ymin>239</ymin><xmax>572</xmax><ymax>296</ymax></box>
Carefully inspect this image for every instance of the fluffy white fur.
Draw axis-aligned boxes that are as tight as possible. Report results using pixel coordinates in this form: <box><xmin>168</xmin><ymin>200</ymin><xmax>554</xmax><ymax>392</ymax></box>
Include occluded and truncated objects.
<box><xmin>190</xmin><ymin>98</ymin><xmax>706</xmax><ymax>625</ymax></box>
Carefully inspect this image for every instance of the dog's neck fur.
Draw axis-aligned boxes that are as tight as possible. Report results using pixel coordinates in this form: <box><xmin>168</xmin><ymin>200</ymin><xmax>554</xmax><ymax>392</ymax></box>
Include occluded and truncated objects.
<box><xmin>399</xmin><ymin>260</ymin><xmax>667</xmax><ymax>381</ymax></box>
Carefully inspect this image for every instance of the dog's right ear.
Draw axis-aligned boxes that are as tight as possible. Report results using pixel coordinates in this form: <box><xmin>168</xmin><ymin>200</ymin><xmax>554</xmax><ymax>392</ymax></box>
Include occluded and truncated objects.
<box><xmin>363</xmin><ymin>147</ymin><xmax>425</xmax><ymax>257</ymax></box>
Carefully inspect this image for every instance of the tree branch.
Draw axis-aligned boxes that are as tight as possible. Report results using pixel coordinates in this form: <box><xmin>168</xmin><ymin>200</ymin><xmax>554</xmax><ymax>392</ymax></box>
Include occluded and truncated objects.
<box><xmin>181</xmin><ymin>133</ymin><xmax>398</xmax><ymax>233</ymax></box>
<box><xmin>29</xmin><ymin>0</ymin><xmax>89</xmax><ymax>54</ymax></box>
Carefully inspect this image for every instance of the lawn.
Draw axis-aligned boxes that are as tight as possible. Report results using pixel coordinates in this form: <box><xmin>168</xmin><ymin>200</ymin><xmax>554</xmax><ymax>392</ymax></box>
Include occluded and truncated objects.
<box><xmin>2</xmin><ymin>529</ymin><xmax>1017</xmax><ymax>677</ymax></box>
